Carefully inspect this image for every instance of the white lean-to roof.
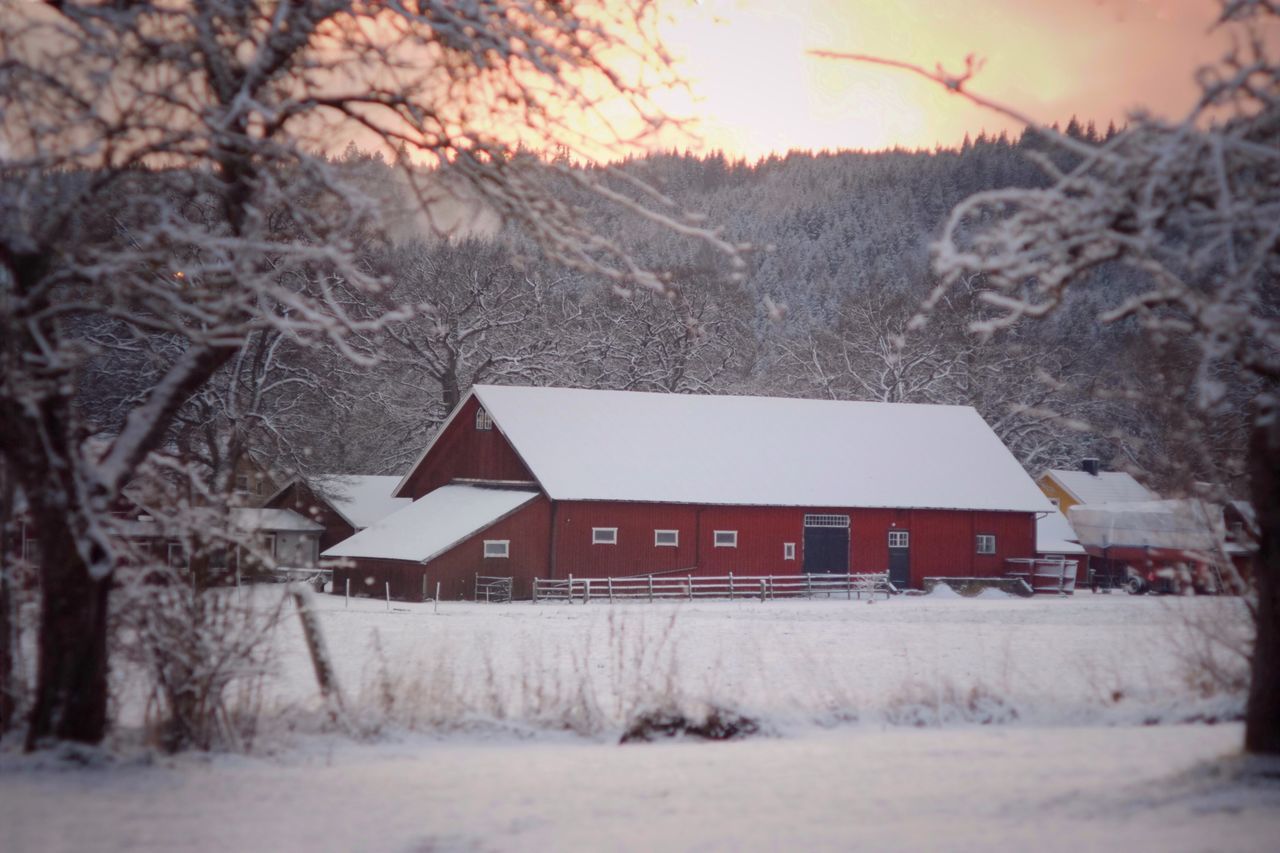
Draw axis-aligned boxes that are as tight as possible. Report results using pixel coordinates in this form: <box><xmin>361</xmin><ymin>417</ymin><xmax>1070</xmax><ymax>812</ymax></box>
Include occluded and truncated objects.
<box><xmin>322</xmin><ymin>484</ymin><xmax>539</xmax><ymax>563</ymax></box>
<box><xmin>313</xmin><ymin>475</ymin><xmax>410</xmax><ymax>529</ymax></box>
<box><xmin>1068</xmin><ymin>500</ymin><xmax>1221</xmax><ymax>552</ymax></box>
<box><xmin>1045</xmin><ymin>469</ymin><xmax>1155</xmax><ymax>505</ymax></box>
<box><xmin>432</xmin><ymin>385</ymin><xmax>1054</xmax><ymax>512</ymax></box>
<box><xmin>1036</xmin><ymin>510</ymin><xmax>1087</xmax><ymax>555</ymax></box>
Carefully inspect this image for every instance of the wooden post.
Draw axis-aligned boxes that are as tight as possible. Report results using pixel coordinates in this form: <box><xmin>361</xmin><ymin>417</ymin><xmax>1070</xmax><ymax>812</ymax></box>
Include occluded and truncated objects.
<box><xmin>728</xmin><ymin>572</ymin><xmax>735</xmax><ymax>600</ymax></box>
<box><xmin>385</xmin><ymin>581</ymin><xmax>390</xmax><ymax>611</ymax></box>
<box><xmin>648</xmin><ymin>574</ymin><xmax>654</xmax><ymax>603</ymax></box>
<box><xmin>608</xmin><ymin>576</ymin><xmax>614</xmax><ymax>603</ymax></box>
<box><xmin>423</xmin><ymin>574</ymin><xmax>428</xmax><ymax>602</ymax></box>
<box><xmin>848</xmin><ymin>574</ymin><xmax>853</xmax><ymax>601</ymax></box>
<box><xmin>434</xmin><ymin>582</ymin><xmax>440</xmax><ymax>614</ymax></box>
<box><xmin>569</xmin><ymin>574</ymin><xmax>575</xmax><ymax>604</ymax></box>
<box><xmin>345</xmin><ymin>577</ymin><xmax>350</xmax><ymax>609</ymax></box>
<box><xmin>688</xmin><ymin>573</ymin><xmax>694</xmax><ymax>601</ymax></box>
<box><xmin>806</xmin><ymin>574</ymin><xmax>812</xmax><ymax>598</ymax></box>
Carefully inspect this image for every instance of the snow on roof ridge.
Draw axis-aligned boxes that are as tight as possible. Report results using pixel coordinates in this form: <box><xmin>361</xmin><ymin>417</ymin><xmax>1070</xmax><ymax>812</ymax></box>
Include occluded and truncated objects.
<box><xmin>1046</xmin><ymin>468</ymin><xmax>1156</xmax><ymax>505</ymax></box>
<box><xmin>467</xmin><ymin>385</ymin><xmax>1054</xmax><ymax>512</ymax></box>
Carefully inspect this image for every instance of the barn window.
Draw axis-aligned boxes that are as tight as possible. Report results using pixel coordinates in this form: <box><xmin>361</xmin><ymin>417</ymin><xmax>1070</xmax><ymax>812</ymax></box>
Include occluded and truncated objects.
<box><xmin>592</xmin><ymin>527</ymin><xmax>618</xmax><ymax>545</ymax></box>
<box><xmin>784</xmin><ymin>542</ymin><xmax>796</xmax><ymax>560</ymax></box>
<box><xmin>484</xmin><ymin>539</ymin><xmax>510</xmax><ymax>558</ymax></box>
<box><xmin>654</xmin><ymin>529</ymin><xmax>679</xmax><ymax>547</ymax></box>
<box><xmin>713</xmin><ymin>530</ymin><xmax>738</xmax><ymax>548</ymax></box>
<box><xmin>234</xmin><ymin>474</ymin><xmax>249</xmax><ymax>492</ymax></box>
<box><xmin>976</xmin><ymin>534</ymin><xmax>997</xmax><ymax>554</ymax></box>
<box><xmin>475</xmin><ymin>407</ymin><xmax>494</xmax><ymax>430</ymax></box>
<box><xmin>888</xmin><ymin>530</ymin><xmax>909</xmax><ymax>549</ymax></box>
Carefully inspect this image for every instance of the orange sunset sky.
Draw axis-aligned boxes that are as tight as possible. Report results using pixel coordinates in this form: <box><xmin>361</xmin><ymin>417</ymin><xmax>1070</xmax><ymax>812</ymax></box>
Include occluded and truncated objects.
<box><xmin>654</xmin><ymin>0</ymin><xmax>1232</xmax><ymax>155</ymax></box>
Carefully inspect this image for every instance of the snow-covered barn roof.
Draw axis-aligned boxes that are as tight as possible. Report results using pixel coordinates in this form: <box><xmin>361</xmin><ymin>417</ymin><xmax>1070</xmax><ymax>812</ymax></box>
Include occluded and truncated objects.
<box><xmin>1067</xmin><ymin>500</ymin><xmax>1221</xmax><ymax>552</ymax></box>
<box><xmin>322</xmin><ymin>484</ymin><xmax>539</xmax><ymax>563</ymax></box>
<box><xmin>408</xmin><ymin>385</ymin><xmax>1054</xmax><ymax>512</ymax></box>
<box><xmin>1036</xmin><ymin>510</ymin><xmax>1086</xmax><ymax>555</ymax></box>
<box><xmin>311</xmin><ymin>475</ymin><xmax>411</xmax><ymax>530</ymax></box>
<box><xmin>1043</xmin><ymin>469</ymin><xmax>1155</xmax><ymax>505</ymax></box>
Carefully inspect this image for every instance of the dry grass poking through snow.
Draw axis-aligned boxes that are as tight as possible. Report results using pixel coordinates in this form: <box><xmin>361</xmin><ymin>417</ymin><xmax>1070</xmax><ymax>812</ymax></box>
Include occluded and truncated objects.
<box><xmin>84</xmin><ymin>588</ymin><xmax>1254</xmax><ymax>752</ymax></box>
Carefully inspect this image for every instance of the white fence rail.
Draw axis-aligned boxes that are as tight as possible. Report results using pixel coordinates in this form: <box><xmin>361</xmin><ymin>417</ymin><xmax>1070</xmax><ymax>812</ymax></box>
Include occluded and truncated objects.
<box><xmin>1005</xmin><ymin>558</ymin><xmax>1079</xmax><ymax>595</ymax></box>
<box><xmin>532</xmin><ymin>572</ymin><xmax>893</xmax><ymax>604</ymax></box>
<box><xmin>474</xmin><ymin>575</ymin><xmax>513</xmax><ymax>603</ymax></box>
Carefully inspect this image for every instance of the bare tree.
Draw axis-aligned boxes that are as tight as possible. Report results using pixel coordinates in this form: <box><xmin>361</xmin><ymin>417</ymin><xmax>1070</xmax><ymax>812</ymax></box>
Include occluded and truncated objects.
<box><xmin>819</xmin><ymin>1</ymin><xmax>1280</xmax><ymax>752</ymax></box>
<box><xmin>0</xmin><ymin>1</ymin><xmax>738</xmax><ymax>749</ymax></box>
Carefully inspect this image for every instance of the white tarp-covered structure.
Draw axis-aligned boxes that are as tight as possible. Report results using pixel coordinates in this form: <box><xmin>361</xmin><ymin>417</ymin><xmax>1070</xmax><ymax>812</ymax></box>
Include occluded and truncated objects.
<box><xmin>399</xmin><ymin>385</ymin><xmax>1055</xmax><ymax>513</ymax></box>
<box><xmin>323</xmin><ymin>484</ymin><xmax>539</xmax><ymax>563</ymax></box>
<box><xmin>1035</xmin><ymin>510</ymin><xmax>1087</xmax><ymax>555</ymax></box>
<box><xmin>1067</xmin><ymin>500</ymin><xmax>1221</xmax><ymax>553</ymax></box>
<box><xmin>230</xmin><ymin>507</ymin><xmax>324</xmax><ymax>534</ymax></box>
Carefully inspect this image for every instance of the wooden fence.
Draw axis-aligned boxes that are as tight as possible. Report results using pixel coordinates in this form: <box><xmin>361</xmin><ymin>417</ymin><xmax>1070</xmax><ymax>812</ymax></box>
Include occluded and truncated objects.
<box><xmin>1005</xmin><ymin>558</ymin><xmax>1079</xmax><ymax>595</ymax></box>
<box><xmin>532</xmin><ymin>572</ymin><xmax>893</xmax><ymax>604</ymax></box>
<box><xmin>474</xmin><ymin>574</ymin><xmax>513</xmax><ymax>603</ymax></box>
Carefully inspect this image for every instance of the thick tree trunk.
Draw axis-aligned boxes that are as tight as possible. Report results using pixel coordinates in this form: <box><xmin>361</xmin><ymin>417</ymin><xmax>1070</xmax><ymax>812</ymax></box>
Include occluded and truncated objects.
<box><xmin>24</xmin><ymin>511</ymin><xmax>111</xmax><ymax>749</ymax></box>
<box><xmin>0</xmin><ymin>464</ymin><xmax>13</xmax><ymax>735</ymax></box>
<box><xmin>0</xmin><ymin>526</ymin><xmax>13</xmax><ymax>736</ymax></box>
<box><xmin>1246</xmin><ymin>401</ymin><xmax>1280</xmax><ymax>754</ymax></box>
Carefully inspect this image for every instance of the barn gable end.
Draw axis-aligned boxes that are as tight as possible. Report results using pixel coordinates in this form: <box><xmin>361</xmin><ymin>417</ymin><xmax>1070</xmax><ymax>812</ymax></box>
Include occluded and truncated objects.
<box><xmin>396</xmin><ymin>394</ymin><xmax>536</xmax><ymax>500</ymax></box>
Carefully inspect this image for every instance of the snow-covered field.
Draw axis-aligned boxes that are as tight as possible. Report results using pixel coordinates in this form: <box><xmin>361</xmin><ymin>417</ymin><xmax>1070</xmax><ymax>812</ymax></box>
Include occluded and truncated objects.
<box><xmin>4</xmin><ymin>591</ymin><xmax>1277</xmax><ymax>852</ymax></box>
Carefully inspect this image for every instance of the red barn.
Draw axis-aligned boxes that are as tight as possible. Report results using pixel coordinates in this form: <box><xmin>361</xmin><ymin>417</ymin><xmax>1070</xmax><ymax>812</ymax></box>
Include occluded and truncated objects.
<box><xmin>324</xmin><ymin>386</ymin><xmax>1055</xmax><ymax>599</ymax></box>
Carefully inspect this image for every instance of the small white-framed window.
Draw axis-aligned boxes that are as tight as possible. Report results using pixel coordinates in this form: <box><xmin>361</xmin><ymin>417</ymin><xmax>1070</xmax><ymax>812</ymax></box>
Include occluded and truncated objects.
<box><xmin>976</xmin><ymin>534</ymin><xmax>996</xmax><ymax>555</ymax></box>
<box><xmin>654</xmin><ymin>529</ymin><xmax>679</xmax><ymax>547</ymax></box>
<box><xmin>483</xmin><ymin>539</ymin><xmax>510</xmax><ymax>558</ymax></box>
<box><xmin>783</xmin><ymin>542</ymin><xmax>796</xmax><ymax>560</ymax></box>
<box><xmin>234</xmin><ymin>474</ymin><xmax>249</xmax><ymax>492</ymax></box>
<box><xmin>713</xmin><ymin>530</ymin><xmax>738</xmax><ymax>548</ymax></box>
<box><xmin>475</xmin><ymin>407</ymin><xmax>493</xmax><ymax>431</ymax></box>
<box><xmin>888</xmin><ymin>530</ymin><xmax>909</xmax><ymax>549</ymax></box>
<box><xmin>592</xmin><ymin>527</ymin><xmax>618</xmax><ymax>545</ymax></box>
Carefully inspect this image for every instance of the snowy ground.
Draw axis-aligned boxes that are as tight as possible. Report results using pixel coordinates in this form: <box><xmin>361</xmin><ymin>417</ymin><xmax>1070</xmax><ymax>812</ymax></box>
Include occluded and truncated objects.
<box><xmin>4</xmin><ymin>590</ymin><xmax>1277</xmax><ymax>851</ymax></box>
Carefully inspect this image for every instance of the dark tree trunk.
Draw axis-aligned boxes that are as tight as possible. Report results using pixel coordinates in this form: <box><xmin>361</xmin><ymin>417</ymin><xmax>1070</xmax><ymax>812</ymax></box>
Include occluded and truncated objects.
<box><xmin>24</xmin><ymin>510</ymin><xmax>111</xmax><ymax>749</ymax></box>
<box><xmin>1246</xmin><ymin>401</ymin><xmax>1280</xmax><ymax>754</ymax></box>
<box><xmin>0</xmin><ymin>488</ymin><xmax>14</xmax><ymax>736</ymax></box>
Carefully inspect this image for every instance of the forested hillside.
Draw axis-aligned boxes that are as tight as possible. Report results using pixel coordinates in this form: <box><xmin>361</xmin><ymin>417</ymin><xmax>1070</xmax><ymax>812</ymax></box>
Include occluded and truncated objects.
<box><xmin>79</xmin><ymin>129</ymin><xmax>1249</xmax><ymax>494</ymax></box>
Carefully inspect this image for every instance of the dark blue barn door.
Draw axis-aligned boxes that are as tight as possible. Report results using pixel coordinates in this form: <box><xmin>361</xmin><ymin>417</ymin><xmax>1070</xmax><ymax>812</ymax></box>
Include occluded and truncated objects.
<box><xmin>803</xmin><ymin>515</ymin><xmax>849</xmax><ymax>574</ymax></box>
<box><xmin>888</xmin><ymin>529</ymin><xmax>910</xmax><ymax>588</ymax></box>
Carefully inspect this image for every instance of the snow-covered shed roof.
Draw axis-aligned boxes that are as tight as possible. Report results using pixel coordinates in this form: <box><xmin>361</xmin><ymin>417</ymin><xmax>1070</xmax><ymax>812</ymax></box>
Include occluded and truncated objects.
<box><xmin>231</xmin><ymin>508</ymin><xmax>323</xmax><ymax>534</ymax></box>
<box><xmin>1067</xmin><ymin>500</ymin><xmax>1220</xmax><ymax>552</ymax></box>
<box><xmin>312</xmin><ymin>475</ymin><xmax>411</xmax><ymax>530</ymax></box>
<box><xmin>1036</xmin><ymin>510</ymin><xmax>1086</xmax><ymax>555</ymax></box>
<box><xmin>322</xmin><ymin>485</ymin><xmax>539</xmax><ymax>563</ymax></box>
<box><xmin>420</xmin><ymin>385</ymin><xmax>1054</xmax><ymax>512</ymax></box>
<box><xmin>1043</xmin><ymin>469</ymin><xmax>1155</xmax><ymax>506</ymax></box>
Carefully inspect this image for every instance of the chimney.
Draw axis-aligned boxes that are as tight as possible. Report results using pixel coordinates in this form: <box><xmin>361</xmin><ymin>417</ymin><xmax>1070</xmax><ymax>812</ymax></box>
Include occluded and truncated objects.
<box><xmin>1080</xmin><ymin>458</ymin><xmax>1101</xmax><ymax>476</ymax></box>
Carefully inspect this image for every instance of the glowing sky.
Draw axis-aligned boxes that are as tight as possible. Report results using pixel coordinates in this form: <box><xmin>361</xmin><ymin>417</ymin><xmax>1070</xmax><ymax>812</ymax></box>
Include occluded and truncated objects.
<box><xmin>656</xmin><ymin>0</ymin><xmax>1230</xmax><ymax>155</ymax></box>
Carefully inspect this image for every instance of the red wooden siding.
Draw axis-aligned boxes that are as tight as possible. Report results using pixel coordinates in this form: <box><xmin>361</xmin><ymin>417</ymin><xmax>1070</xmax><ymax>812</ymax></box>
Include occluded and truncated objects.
<box><xmin>398</xmin><ymin>396</ymin><xmax>535</xmax><ymax>499</ymax></box>
<box><xmin>265</xmin><ymin>481</ymin><xmax>357</xmax><ymax>552</ymax></box>
<box><xmin>549</xmin><ymin>502</ymin><xmax>1036</xmax><ymax>586</ymax></box>
<box><xmin>331</xmin><ymin>496</ymin><xmax>550</xmax><ymax>600</ymax></box>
